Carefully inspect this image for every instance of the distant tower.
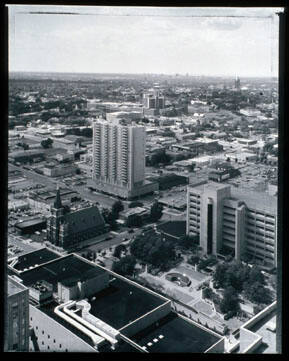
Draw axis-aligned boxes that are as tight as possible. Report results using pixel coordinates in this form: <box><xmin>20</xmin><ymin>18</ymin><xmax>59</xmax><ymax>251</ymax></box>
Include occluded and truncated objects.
<box><xmin>143</xmin><ymin>84</ymin><xmax>165</xmax><ymax>113</ymax></box>
<box><xmin>234</xmin><ymin>76</ymin><xmax>241</xmax><ymax>90</ymax></box>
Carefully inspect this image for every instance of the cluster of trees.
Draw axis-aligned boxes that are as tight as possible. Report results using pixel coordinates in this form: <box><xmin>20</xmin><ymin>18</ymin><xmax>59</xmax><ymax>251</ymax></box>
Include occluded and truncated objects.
<box><xmin>263</xmin><ymin>142</ymin><xmax>278</xmax><ymax>157</ymax></box>
<box><xmin>177</xmin><ymin>234</ymin><xmax>200</xmax><ymax>251</ymax></box>
<box><xmin>41</xmin><ymin>138</ymin><xmax>53</xmax><ymax>149</ymax></box>
<box><xmin>219</xmin><ymin>286</ymin><xmax>240</xmax><ymax>315</ymax></box>
<box><xmin>149</xmin><ymin>201</ymin><xmax>163</xmax><ymax>222</ymax></box>
<box><xmin>16</xmin><ymin>142</ymin><xmax>29</xmax><ymax>150</ymax></box>
<box><xmin>130</xmin><ymin>230</ymin><xmax>176</xmax><ymax>270</ymax></box>
<box><xmin>197</xmin><ymin>255</ymin><xmax>218</xmax><ymax>271</ymax></box>
<box><xmin>113</xmin><ymin>244</ymin><xmax>127</xmax><ymax>258</ymax></box>
<box><xmin>112</xmin><ymin>255</ymin><xmax>136</xmax><ymax>276</ymax></box>
<box><xmin>146</xmin><ymin>150</ymin><xmax>172</xmax><ymax>167</ymax></box>
<box><xmin>101</xmin><ymin>200</ymin><xmax>124</xmax><ymax>231</ymax></box>
<box><xmin>213</xmin><ymin>261</ymin><xmax>273</xmax><ymax>306</ymax></box>
<box><xmin>203</xmin><ymin>287</ymin><xmax>221</xmax><ymax>305</ymax></box>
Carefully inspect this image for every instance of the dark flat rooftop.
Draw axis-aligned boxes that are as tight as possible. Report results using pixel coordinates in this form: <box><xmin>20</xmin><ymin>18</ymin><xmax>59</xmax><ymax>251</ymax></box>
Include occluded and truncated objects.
<box><xmin>15</xmin><ymin>217</ymin><xmax>46</xmax><ymax>229</ymax></box>
<box><xmin>13</xmin><ymin>248</ymin><xmax>61</xmax><ymax>272</ymax></box>
<box><xmin>131</xmin><ymin>312</ymin><xmax>221</xmax><ymax>353</ymax></box>
<box><xmin>157</xmin><ymin>221</ymin><xmax>186</xmax><ymax>238</ymax></box>
<box><xmin>89</xmin><ymin>278</ymin><xmax>167</xmax><ymax>330</ymax></box>
<box><xmin>100</xmin><ymin>339</ymin><xmax>141</xmax><ymax>353</ymax></box>
<box><xmin>19</xmin><ymin>254</ymin><xmax>105</xmax><ymax>291</ymax></box>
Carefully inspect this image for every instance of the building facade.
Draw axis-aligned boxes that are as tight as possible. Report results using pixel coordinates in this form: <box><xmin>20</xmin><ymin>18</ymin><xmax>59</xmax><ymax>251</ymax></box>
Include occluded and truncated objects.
<box><xmin>5</xmin><ymin>276</ymin><xmax>30</xmax><ymax>351</ymax></box>
<box><xmin>186</xmin><ymin>183</ymin><xmax>277</xmax><ymax>267</ymax></box>
<box><xmin>91</xmin><ymin>119</ymin><xmax>157</xmax><ymax>199</ymax></box>
<box><xmin>8</xmin><ymin>253</ymin><xmax>224</xmax><ymax>353</ymax></box>
<box><xmin>46</xmin><ymin>189</ymin><xmax>108</xmax><ymax>249</ymax></box>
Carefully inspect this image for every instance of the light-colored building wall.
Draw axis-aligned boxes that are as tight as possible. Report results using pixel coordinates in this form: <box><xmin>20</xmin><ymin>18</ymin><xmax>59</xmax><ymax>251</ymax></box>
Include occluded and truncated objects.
<box><xmin>5</xmin><ymin>277</ymin><xmax>30</xmax><ymax>352</ymax></box>
<box><xmin>187</xmin><ymin>183</ymin><xmax>277</xmax><ymax>266</ymax></box>
<box><xmin>92</xmin><ymin>120</ymin><xmax>154</xmax><ymax>199</ymax></box>
<box><xmin>29</xmin><ymin>305</ymin><xmax>97</xmax><ymax>352</ymax></box>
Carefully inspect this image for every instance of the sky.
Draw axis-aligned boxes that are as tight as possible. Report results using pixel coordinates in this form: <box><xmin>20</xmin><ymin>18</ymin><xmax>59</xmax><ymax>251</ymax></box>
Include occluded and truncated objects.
<box><xmin>8</xmin><ymin>6</ymin><xmax>283</xmax><ymax>77</ymax></box>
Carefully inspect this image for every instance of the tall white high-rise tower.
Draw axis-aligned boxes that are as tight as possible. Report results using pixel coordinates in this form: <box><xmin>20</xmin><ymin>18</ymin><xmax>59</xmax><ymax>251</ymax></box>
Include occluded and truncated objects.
<box><xmin>91</xmin><ymin>119</ymin><xmax>157</xmax><ymax>199</ymax></box>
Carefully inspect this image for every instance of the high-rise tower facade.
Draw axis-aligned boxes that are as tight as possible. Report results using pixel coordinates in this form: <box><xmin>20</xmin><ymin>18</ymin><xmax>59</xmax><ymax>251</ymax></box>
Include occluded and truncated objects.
<box><xmin>91</xmin><ymin>119</ymin><xmax>157</xmax><ymax>199</ymax></box>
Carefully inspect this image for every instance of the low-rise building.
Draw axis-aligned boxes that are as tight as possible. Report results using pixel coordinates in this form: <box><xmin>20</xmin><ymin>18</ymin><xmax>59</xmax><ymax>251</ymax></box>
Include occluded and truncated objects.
<box><xmin>9</xmin><ymin>150</ymin><xmax>46</xmax><ymax>164</ymax></box>
<box><xmin>14</xmin><ymin>217</ymin><xmax>47</xmax><ymax>235</ymax></box>
<box><xmin>27</xmin><ymin>187</ymin><xmax>80</xmax><ymax>215</ymax></box>
<box><xmin>7</xmin><ymin>253</ymin><xmax>224</xmax><ymax>353</ymax></box>
<box><xmin>43</xmin><ymin>163</ymin><xmax>77</xmax><ymax>177</ymax></box>
<box><xmin>118</xmin><ymin>207</ymin><xmax>150</xmax><ymax>225</ymax></box>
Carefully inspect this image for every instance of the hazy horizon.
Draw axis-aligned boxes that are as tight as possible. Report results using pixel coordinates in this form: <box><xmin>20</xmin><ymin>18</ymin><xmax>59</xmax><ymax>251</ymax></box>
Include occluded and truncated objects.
<box><xmin>8</xmin><ymin>6</ymin><xmax>282</xmax><ymax>77</ymax></box>
<box><xmin>9</xmin><ymin>70</ymin><xmax>278</xmax><ymax>79</ymax></box>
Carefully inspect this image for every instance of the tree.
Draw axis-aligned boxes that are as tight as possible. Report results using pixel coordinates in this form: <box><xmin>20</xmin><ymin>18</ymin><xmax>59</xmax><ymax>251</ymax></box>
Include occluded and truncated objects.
<box><xmin>101</xmin><ymin>208</ymin><xmax>118</xmax><ymax>231</ymax></box>
<box><xmin>149</xmin><ymin>150</ymin><xmax>172</xmax><ymax>167</ymax></box>
<box><xmin>112</xmin><ymin>255</ymin><xmax>136</xmax><ymax>276</ymax></box>
<box><xmin>113</xmin><ymin>244</ymin><xmax>127</xmax><ymax>258</ymax></box>
<box><xmin>248</xmin><ymin>266</ymin><xmax>265</xmax><ymax>285</ymax></box>
<box><xmin>75</xmin><ymin>168</ymin><xmax>81</xmax><ymax>175</ymax></box>
<box><xmin>112</xmin><ymin>200</ymin><xmax>124</xmax><ymax>216</ymax></box>
<box><xmin>188</xmin><ymin>255</ymin><xmax>200</xmax><ymax>266</ymax></box>
<box><xmin>220</xmin><ymin>286</ymin><xmax>240</xmax><ymax>314</ymax></box>
<box><xmin>213</xmin><ymin>263</ymin><xmax>228</xmax><ymax>287</ymax></box>
<box><xmin>243</xmin><ymin>281</ymin><xmax>272</xmax><ymax>305</ymax></box>
<box><xmin>41</xmin><ymin>138</ymin><xmax>53</xmax><ymax>149</ymax></box>
<box><xmin>23</xmin><ymin>143</ymin><xmax>29</xmax><ymax>150</ymax></box>
<box><xmin>130</xmin><ymin>230</ymin><xmax>176</xmax><ymax>269</ymax></box>
<box><xmin>189</xmin><ymin>162</ymin><xmax>196</xmax><ymax>172</ymax></box>
<box><xmin>178</xmin><ymin>234</ymin><xmax>199</xmax><ymax>250</ymax></box>
<box><xmin>203</xmin><ymin>287</ymin><xmax>213</xmax><ymax>300</ymax></box>
<box><xmin>149</xmin><ymin>201</ymin><xmax>163</xmax><ymax>222</ymax></box>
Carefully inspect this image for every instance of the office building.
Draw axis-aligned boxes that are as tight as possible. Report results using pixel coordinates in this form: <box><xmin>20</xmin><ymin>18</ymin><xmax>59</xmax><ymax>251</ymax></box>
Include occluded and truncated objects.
<box><xmin>8</xmin><ymin>252</ymin><xmax>224</xmax><ymax>353</ymax></box>
<box><xmin>46</xmin><ymin>189</ymin><xmax>108</xmax><ymax>250</ymax></box>
<box><xmin>5</xmin><ymin>276</ymin><xmax>30</xmax><ymax>351</ymax></box>
<box><xmin>186</xmin><ymin>183</ymin><xmax>277</xmax><ymax>267</ymax></box>
<box><xmin>143</xmin><ymin>85</ymin><xmax>165</xmax><ymax>116</ymax></box>
<box><xmin>91</xmin><ymin>119</ymin><xmax>157</xmax><ymax>199</ymax></box>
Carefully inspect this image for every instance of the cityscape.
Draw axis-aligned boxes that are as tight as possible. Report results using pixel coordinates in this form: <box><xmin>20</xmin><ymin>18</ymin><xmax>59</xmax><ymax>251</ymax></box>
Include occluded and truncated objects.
<box><xmin>5</xmin><ymin>5</ymin><xmax>282</xmax><ymax>354</ymax></box>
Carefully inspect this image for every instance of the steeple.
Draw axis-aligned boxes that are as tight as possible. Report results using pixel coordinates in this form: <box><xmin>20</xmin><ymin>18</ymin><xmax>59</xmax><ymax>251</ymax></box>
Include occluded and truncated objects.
<box><xmin>54</xmin><ymin>184</ymin><xmax>62</xmax><ymax>209</ymax></box>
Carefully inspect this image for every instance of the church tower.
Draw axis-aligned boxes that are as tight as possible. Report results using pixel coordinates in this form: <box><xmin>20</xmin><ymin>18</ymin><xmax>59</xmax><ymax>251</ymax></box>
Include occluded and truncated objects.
<box><xmin>46</xmin><ymin>186</ymin><xmax>65</xmax><ymax>247</ymax></box>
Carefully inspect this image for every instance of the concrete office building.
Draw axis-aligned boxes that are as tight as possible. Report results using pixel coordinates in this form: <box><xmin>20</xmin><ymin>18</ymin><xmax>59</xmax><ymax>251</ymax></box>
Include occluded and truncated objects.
<box><xmin>186</xmin><ymin>182</ymin><xmax>277</xmax><ymax>267</ymax></box>
<box><xmin>8</xmin><ymin>253</ymin><xmax>224</xmax><ymax>353</ymax></box>
<box><xmin>5</xmin><ymin>276</ymin><xmax>30</xmax><ymax>351</ymax></box>
<box><xmin>143</xmin><ymin>85</ymin><xmax>165</xmax><ymax>116</ymax></box>
<box><xmin>91</xmin><ymin>119</ymin><xmax>157</xmax><ymax>199</ymax></box>
<box><xmin>143</xmin><ymin>85</ymin><xmax>165</xmax><ymax>110</ymax></box>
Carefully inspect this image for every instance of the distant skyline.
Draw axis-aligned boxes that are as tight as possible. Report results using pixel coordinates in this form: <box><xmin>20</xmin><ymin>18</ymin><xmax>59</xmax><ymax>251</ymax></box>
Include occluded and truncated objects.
<box><xmin>8</xmin><ymin>6</ymin><xmax>282</xmax><ymax>77</ymax></box>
